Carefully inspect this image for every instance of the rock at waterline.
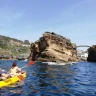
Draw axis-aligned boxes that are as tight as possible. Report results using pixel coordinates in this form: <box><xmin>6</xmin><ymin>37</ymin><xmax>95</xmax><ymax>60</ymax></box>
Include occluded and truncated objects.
<box><xmin>28</xmin><ymin>32</ymin><xmax>78</xmax><ymax>62</ymax></box>
<box><xmin>87</xmin><ymin>45</ymin><xmax>96</xmax><ymax>62</ymax></box>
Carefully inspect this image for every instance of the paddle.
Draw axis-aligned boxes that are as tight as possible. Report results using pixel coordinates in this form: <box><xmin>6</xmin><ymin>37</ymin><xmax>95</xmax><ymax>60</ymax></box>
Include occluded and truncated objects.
<box><xmin>17</xmin><ymin>74</ymin><xmax>25</xmax><ymax>81</ymax></box>
<box><xmin>17</xmin><ymin>61</ymin><xmax>35</xmax><ymax>81</ymax></box>
<box><xmin>21</xmin><ymin>61</ymin><xmax>35</xmax><ymax>69</ymax></box>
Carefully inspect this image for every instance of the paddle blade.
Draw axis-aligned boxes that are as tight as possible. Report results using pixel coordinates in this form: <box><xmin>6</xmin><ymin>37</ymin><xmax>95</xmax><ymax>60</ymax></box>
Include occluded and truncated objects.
<box><xmin>28</xmin><ymin>61</ymin><xmax>35</xmax><ymax>66</ymax></box>
<box><xmin>17</xmin><ymin>75</ymin><xmax>25</xmax><ymax>81</ymax></box>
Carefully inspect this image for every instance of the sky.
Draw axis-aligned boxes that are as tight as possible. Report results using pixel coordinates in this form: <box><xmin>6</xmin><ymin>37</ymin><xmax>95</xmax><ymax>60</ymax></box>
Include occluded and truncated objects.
<box><xmin>0</xmin><ymin>0</ymin><xmax>96</xmax><ymax>50</ymax></box>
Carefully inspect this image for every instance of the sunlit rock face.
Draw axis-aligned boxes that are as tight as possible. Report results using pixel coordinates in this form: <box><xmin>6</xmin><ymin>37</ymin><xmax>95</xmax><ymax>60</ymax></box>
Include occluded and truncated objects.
<box><xmin>87</xmin><ymin>45</ymin><xmax>96</xmax><ymax>62</ymax></box>
<box><xmin>29</xmin><ymin>32</ymin><xmax>78</xmax><ymax>62</ymax></box>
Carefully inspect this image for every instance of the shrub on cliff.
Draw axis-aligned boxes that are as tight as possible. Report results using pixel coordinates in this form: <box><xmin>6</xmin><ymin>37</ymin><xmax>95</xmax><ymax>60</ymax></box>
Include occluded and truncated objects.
<box><xmin>24</xmin><ymin>40</ymin><xmax>30</xmax><ymax>44</ymax></box>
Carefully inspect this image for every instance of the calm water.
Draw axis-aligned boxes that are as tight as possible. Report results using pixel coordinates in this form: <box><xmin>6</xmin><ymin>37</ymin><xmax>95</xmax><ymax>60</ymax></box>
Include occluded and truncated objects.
<box><xmin>0</xmin><ymin>60</ymin><xmax>96</xmax><ymax>96</ymax></box>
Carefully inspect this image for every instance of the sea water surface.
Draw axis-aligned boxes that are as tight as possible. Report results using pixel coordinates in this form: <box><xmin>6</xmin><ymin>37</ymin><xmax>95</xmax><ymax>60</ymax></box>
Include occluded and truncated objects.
<box><xmin>0</xmin><ymin>60</ymin><xmax>96</xmax><ymax>96</ymax></box>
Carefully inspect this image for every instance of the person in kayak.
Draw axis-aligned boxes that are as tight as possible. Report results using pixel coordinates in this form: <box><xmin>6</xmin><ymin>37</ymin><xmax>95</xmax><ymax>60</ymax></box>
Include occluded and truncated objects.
<box><xmin>8</xmin><ymin>62</ymin><xmax>21</xmax><ymax>77</ymax></box>
<box><xmin>0</xmin><ymin>68</ymin><xmax>9</xmax><ymax>80</ymax></box>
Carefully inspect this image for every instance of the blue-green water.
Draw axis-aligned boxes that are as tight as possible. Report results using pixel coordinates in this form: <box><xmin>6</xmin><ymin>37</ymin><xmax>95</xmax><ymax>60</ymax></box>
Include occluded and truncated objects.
<box><xmin>0</xmin><ymin>60</ymin><xmax>96</xmax><ymax>96</ymax></box>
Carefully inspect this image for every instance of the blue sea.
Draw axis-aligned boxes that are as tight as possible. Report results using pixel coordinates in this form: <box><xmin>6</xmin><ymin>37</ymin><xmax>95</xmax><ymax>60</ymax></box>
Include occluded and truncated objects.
<box><xmin>0</xmin><ymin>60</ymin><xmax>96</xmax><ymax>96</ymax></box>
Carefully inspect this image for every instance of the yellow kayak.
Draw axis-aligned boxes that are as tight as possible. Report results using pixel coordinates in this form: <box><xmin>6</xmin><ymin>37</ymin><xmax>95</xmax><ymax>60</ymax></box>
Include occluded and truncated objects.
<box><xmin>0</xmin><ymin>71</ymin><xmax>26</xmax><ymax>88</ymax></box>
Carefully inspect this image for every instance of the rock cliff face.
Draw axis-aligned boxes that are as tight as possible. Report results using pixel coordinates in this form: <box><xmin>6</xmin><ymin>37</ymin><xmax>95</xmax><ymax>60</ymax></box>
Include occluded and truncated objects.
<box><xmin>29</xmin><ymin>32</ymin><xmax>78</xmax><ymax>62</ymax></box>
<box><xmin>87</xmin><ymin>45</ymin><xmax>96</xmax><ymax>62</ymax></box>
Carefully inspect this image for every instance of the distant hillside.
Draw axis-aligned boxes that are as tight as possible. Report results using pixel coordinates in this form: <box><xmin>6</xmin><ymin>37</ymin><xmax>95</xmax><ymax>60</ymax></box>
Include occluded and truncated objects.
<box><xmin>0</xmin><ymin>35</ymin><xmax>30</xmax><ymax>59</ymax></box>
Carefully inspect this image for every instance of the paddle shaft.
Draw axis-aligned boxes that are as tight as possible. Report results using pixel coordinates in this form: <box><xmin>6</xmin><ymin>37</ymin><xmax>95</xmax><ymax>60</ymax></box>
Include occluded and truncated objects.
<box><xmin>20</xmin><ymin>65</ymin><xmax>27</xmax><ymax>69</ymax></box>
<box><xmin>20</xmin><ymin>61</ymin><xmax>35</xmax><ymax>69</ymax></box>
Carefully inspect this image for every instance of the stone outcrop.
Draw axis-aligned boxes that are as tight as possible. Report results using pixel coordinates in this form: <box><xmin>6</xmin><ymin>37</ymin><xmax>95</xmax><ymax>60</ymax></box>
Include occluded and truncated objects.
<box><xmin>29</xmin><ymin>32</ymin><xmax>78</xmax><ymax>62</ymax></box>
<box><xmin>87</xmin><ymin>45</ymin><xmax>96</xmax><ymax>62</ymax></box>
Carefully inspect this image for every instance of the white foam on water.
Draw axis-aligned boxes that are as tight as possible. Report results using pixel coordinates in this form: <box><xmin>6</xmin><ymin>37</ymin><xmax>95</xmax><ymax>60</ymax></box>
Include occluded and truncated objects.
<box><xmin>42</xmin><ymin>62</ymin><xmax>78</xmax><ymax>65</ymax></box>
<box><xmin>47</xmin><ymin>62</ymin><xmax>66</xmax><ymax>65</ymax></box>
<box><xmin>47</xmin><ymin>62</ymin><xmax>57</xmax><ymax>65</ymax></box>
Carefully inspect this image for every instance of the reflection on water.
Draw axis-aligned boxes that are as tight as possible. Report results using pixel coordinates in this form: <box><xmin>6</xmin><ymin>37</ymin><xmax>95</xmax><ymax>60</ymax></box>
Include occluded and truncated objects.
<box><xmin>0</xmin><ymin>60</ymin><xmax>96</xmax><ymax>96</ymax></box>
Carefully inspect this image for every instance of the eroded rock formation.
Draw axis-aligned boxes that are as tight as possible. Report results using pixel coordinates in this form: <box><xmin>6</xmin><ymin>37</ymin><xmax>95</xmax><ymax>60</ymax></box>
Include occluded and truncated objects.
<box><xmin>29</xmin><ymin>32</ymin><xmax>78</xmax><ymax>62</ymax></box>
<box><xmin>87</xmin><ymin>45</ymin><xmax>96</xmax><ymax>62</ymax></box>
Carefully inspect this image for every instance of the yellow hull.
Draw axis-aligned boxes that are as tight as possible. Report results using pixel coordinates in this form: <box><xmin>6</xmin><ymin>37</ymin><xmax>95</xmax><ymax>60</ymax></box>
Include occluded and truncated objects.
<box><xmin>0</xmin><ymin>71</ymin><xmax>26</xmax><ymax>88</ymax></box>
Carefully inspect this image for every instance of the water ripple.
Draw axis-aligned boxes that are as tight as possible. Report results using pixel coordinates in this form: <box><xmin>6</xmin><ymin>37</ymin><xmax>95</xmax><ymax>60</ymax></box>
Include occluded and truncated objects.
<box><xmin>0</xmin><ymin>60</ymin><xmax>96</xmax><ymax>96</ymax></box>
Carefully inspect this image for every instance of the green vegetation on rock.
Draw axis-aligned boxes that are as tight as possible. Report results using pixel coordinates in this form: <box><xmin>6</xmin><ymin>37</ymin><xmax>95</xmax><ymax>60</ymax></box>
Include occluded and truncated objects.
<box><xmin>0</xmin><ymin>35</ymin><xmax>30</xmax><ymax>58</ymax></box>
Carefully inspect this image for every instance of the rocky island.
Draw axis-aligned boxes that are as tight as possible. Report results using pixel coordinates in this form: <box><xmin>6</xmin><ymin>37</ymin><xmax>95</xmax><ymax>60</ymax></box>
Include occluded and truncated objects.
<box><xmin>28</xmin><ymin>32</ymin><xmax>78</xmax><ymax>62</ymax></box>
<box><xmin>87</xmin><ymin>45</ymin><xmax>96</xmax><ymax>62</ymax></box>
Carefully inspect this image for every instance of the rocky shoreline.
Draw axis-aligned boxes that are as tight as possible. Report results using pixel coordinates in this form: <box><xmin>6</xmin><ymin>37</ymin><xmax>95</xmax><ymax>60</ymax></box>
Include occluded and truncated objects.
<box><xmin>1</xmin><ymin>32</ymin><xmax>95</xmax><ymax>63</ymax></box>
<box><xmin>0</xmin><ymin>54</ymin><xmax>29</xmax><ymax>60</ymax></box>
